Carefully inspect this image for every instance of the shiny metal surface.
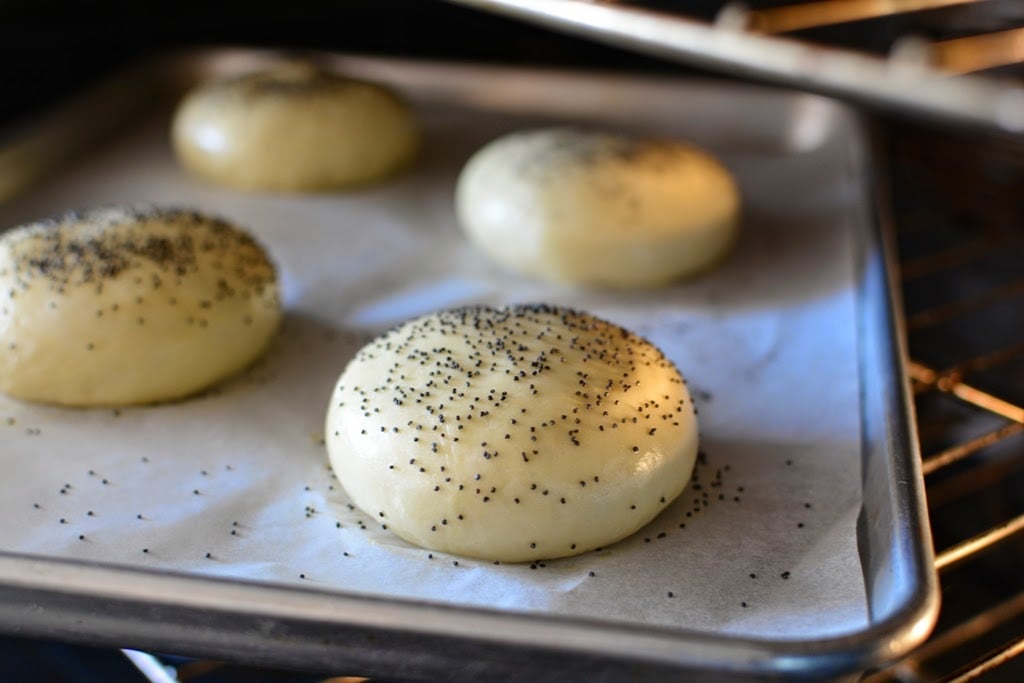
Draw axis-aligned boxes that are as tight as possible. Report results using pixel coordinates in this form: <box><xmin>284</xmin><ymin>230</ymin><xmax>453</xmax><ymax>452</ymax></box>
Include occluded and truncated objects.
<box><xmin>0</xmin><ymin>51</ymin><xmax>937</xmax><ymax>681</ymax></box>
<box><xmin>447</xmin><ymin>0</ymin><xmax>1024</xmax><ymax>133</ymax></box>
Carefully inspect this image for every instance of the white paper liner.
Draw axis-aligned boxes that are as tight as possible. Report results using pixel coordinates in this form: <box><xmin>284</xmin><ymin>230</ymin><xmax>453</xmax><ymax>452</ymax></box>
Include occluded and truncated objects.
<box><xmin>0</xmin><ymin>65</ymin><xmax>870</xmax><ymax>639</ymax></box>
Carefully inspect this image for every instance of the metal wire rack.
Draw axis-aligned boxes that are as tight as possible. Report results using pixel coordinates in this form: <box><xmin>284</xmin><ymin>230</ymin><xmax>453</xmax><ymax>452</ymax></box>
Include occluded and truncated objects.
<box><xmin>858</xmin><ymin>122</ymin><xmax>1024</xmax><ymax>682</ymax></box>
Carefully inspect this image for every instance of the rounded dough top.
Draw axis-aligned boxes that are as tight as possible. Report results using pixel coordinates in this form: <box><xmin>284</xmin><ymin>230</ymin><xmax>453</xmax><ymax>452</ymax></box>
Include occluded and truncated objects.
<box><xmin>172</xmin><ymin>61</ymin><xmax>419</xmax><ymax>192</ymax></box>
<box><xmin>455</xmin><ymin>127</ymin><xmax>740</xmax><ymax>288</ymax></box>
<box><xmin>0</xmin><ymin>205</ymin><xmax>281</xmax><ymax>406</ymax></box>
<box><xmin>325</xmin><ymin>304</ymin><xmax>699</xmax><ymax>562</ymax></box>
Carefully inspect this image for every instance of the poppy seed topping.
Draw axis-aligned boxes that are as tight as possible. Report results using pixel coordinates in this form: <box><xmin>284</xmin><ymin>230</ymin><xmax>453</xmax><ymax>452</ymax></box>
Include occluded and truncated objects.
<box><xmin>325</xmin><ymin>304</ymin><xmax>699</xmax><ymax>562</ymax></box>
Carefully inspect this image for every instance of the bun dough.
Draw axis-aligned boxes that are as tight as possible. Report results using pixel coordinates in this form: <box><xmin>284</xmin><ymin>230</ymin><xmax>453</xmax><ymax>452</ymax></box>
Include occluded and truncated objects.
<box><xmin>455</xmin><ymin>128</ymin><xmax>740</xmax><ymax>288</ymax></box>
<box><xmin>0</xmin><ymin>206</ymin><xmax>281</xmax><ymax>406</ymax></box>
<box><xmin>325</xmin><ymin>304</ymin><xmax>698</xmax><ymax>562</ymax></box>
<box><xmin>172</xmin><ymin>61</ymin><xmax>418</xmax><ymax>191</ymax></box>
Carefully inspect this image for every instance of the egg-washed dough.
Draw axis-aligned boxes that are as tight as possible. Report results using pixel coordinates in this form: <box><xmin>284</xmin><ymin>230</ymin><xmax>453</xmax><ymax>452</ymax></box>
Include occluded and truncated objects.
<box><xmin>0</xmin><ymin>206</ymin><xmax>281</xmax><ymax>406</ymax></box>
<box><xmin>171</xmin><ymin>61</ymin><xmax>419</xmax><ymax>192</ymax></box>
<box><xmin>455</xmin><ymin>128</ymin><xmax>740</xmax><ymax>288</ymax></box>
<box><xmin>325</xmin><ymin>304</ymin><xmax>699</xmax><ymax>562</ymax></box>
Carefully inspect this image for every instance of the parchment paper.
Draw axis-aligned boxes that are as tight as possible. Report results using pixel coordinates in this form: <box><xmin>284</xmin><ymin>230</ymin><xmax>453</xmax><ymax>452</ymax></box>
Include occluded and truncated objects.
<box><xmin>0</xmin><ymin>60</ymin><xmax>870</xmax><ymax>639</ymax></box>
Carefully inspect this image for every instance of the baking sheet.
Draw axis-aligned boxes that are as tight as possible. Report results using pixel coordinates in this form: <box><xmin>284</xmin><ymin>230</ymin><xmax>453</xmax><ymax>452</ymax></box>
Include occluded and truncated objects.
<box><xmin>0</xmin><ymin>54</ymin><xmax>869</xmax><ymax>640</ymax></box>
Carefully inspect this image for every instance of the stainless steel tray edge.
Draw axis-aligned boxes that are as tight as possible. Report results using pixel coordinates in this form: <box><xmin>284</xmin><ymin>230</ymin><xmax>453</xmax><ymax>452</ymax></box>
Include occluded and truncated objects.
<box><xmin>0</xmin><ymin>48</ymin><xmax>939</xmax><ymax>681</ymax></box>
<box><xmin>852</xmin><ymin>129</ymin><xmax>940</xmax><ymax>665</ymax></box>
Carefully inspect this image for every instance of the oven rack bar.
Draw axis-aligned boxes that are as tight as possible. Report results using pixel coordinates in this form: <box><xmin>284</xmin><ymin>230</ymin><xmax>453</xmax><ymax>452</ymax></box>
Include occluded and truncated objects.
<box><xmin>910</xmin><ymin>360</ymin><xmax>1024</xmax><ymax>422</ymax></box>
<box><xmin>944</xmin><ymin>637</ymin><xmax>1024</xmax><ymax>683</ymax></box>
<box><xmin>906</xmin><ymin>277</ymin><xmax>1024</xmax><ymax>332</ymax></box>
<box><xmin>864</xmin><ymin>592</ymin><xmax>1024</xmax><ymax>682</ymax></box>
<box><xmin>934</xmin><ymin>513</ymin><xmax>1024</xmax><ymax>571</ymax></box>
<box><xmin>920</xmin><ymin>422</ymin><xmax>1024</xmax><ymax>475</ymax></box>
<box><xmin>447</xmin><ymin>0</ymin><xmax>1024</xmax><ymax>133</ymax></box>
<box><xmin>900</xmin><ymin>239</ymin><xmax>1000</xmax><ymax>281</ymax></box>
<box><xmin>747</xmin><ymin>0</ymin><xmax>980</xmax><ymax>35</ymax></box>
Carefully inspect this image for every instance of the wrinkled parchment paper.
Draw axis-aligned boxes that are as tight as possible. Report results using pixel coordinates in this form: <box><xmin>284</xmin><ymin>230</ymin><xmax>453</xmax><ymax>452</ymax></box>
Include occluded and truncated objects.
<box><xmin>0</xmin><ymin>60</ymin><xmax>870</xmax><ymax>639</ymax></box>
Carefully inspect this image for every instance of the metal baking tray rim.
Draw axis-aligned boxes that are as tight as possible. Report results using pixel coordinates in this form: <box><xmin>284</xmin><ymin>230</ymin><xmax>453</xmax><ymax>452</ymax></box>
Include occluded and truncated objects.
<box><xmin>0</xmin><ymin>545</ymin><xmax>936</xmax><ymax>679</ymax></box>
<box><xmin>0</xmin><ymin>48</ymin><xmax>940</xmax><ymax>680</ymax></box>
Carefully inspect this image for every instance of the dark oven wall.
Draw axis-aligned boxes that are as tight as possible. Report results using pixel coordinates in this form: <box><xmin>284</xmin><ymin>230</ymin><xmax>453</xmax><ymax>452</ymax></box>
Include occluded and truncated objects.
<box><xmin>0</xmin><ymin>0</ymin><xmax>700</xmax><ymax>130</ymax></box>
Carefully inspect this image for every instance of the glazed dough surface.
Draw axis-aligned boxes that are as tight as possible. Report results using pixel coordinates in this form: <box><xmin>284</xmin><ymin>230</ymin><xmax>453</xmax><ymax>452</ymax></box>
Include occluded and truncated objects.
<box><xmin>0</xmin><ymin>206</ymin><xmax>281</xmax><ymax>406</ymax></box>
<box><xmin>325</xmin><ymin>304</ymin><xmax>699</xmax><ymax>562</ymax></box>
<box><xmin>455</xmin><ymin>128</ymin><xmax>740</xmax><ymax>288</ymax></box>
<box><xmin>172</xmin><ymin>62</ymin><xmax>419</xmax><ymax>191</ymax></box>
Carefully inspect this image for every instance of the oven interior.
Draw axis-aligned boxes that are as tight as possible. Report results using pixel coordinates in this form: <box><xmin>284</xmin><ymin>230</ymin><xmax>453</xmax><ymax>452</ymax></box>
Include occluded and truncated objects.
<box><xmin>0</xmin><ymin>1</ymin><xmax>1021</xmax><ymax>680</ymax></box>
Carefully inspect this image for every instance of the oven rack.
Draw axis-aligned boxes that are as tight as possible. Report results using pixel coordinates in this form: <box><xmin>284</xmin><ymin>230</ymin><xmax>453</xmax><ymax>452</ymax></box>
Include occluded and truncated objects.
<box><xmin>447</xmin><ymin>0</ymin><xmax>1024</xmax><ymax>134</ymax></box>
<box><xmin>858</xmin><ymin>123</ymin><xmax>1024</xmax><ymax>682</ymax></box>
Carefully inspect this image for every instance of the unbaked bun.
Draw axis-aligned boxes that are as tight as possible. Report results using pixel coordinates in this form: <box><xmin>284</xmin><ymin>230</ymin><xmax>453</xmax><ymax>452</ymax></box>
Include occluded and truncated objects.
<box><xmin>455</xmin><ymin>128</ymin><xmax>740</xmax><ymax>288</ymax></box>
<box><xmin>0</xmin><ymin>206</ymin><xmax>281</xmax><ymax>406</ymax></box>
<box><xmin>325</xmin><ymin>304</ymin><xmax>698</xmax><ymax>562</ymax></box>
<box><xmin>171</xmin><ymin>61</ymin><xmax>418</xmax><ymax>191</ymax></box>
